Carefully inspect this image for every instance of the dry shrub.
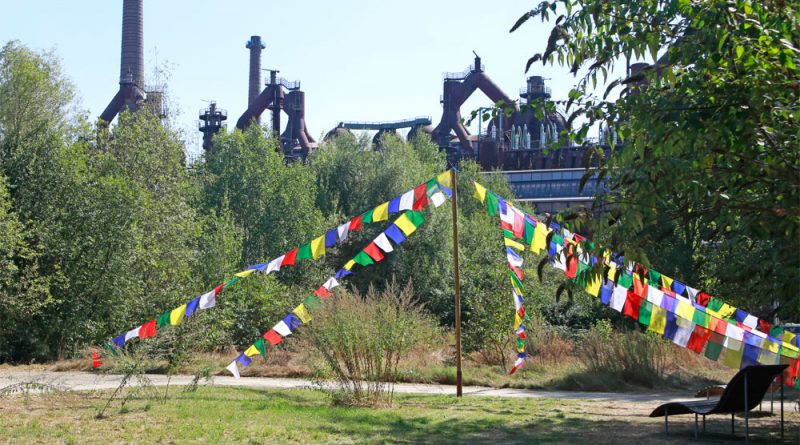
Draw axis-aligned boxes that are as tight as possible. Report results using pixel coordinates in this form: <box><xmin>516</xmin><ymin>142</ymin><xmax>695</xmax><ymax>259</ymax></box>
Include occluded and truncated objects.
<box><xmin>525</xmin><ymin>315</ymin><xmax>575</xmax><ymax>366</ymax></box>
<box><xmin>579</xmin><ymin>320</ymin><xmax>671</xmax><ymax>388</ymax></box>
<box><xmin>302</xmin><ymin>280</ymin><xmax>440</xmax><ymax>406</ymax></box>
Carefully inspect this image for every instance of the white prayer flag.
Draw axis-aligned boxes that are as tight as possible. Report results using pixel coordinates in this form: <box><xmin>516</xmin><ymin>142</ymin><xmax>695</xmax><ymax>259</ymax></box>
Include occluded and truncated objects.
<box><xmin>198</xmin><ymin>290</ymin><xmax>216</xmax><ymax>310</ymax></box>
<box><xmin>374</xmin><ymin>233</ymin><xmax>394</xmax><ymax>253</ymax></box>
<box><xmin>226</xmin><ymin>361</ymin><xmax>240</xmax><ymax>379</ymax></box>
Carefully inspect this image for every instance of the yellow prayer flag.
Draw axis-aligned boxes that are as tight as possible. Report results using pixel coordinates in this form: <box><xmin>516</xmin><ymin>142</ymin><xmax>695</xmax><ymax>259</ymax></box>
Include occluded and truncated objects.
<box><xmin>293</xmin><ymin>304</ymin><xmax>312</xmax><ymax>324</ymax></box>
<box><xmin>514</xmin><ymin>312</ymin><xmax>522</xmax><ymax>330</ymax></box>
<box><xmin>373</xmin><ymin>202</ymin><xmax>390</xmax><ymax>222</ymax></box>
<box><xmin>585</xmin><ymin>274</ymin><xmax>602</xmax><ymax>297</ymax></box>
<box><xmin>244</xmin><ymin>345</ymin><xmax>261</xmax><ymax>358</ymax></box>
<box><xmin>344</xmin><ymin>259</ymin><xmax>356</xmax><ymax>270</ymax></box>
<box><xmin>531</xmin><ymin>222</ymin><xmax>548</xmax><ymax>254</ymax></box>
<box><xmin>717</xmin><ymin>304</ymin><xmax>736</xmax><ymax>320</ymax></box>
<box><xmin>783</xmin><ymin>341</ymin><xmax>799</xmax><ymax>353</ymax></box>
<box><xmin>311</xmin><ymin>235</ymin><xmax>326</xmax><ymax>260</ymax></box>
<box><xmin>395</xmin><ymin>214</ymin><xmax>417</xmax><ymax>235</ymax></box>
<box><xmin>648</xmin><ymin>306</ymin><xmax>667</xmax><ymax>335</ymax></box>
<box><xmin>504</xmin><ymin>237</ymin><xmax>525</xmax><ymax>251</ymax></box>
<box><xmin>170</xmin><ymin>304</ymin><xmax>187</xmax><ymax>326</ymax></box>
<box><xmin>784</xmin><ymin>330</ymin><xmax>797</xmax><ymax>346</ymax></box>
<box><xmin>660</xmin><ymin>275</ymin><xmax>673</xmax><ymax>291</ymax></box>
<box><xmin>437</xmin><ymin>171</ymin><xmax>452</xmax><ymax>189</ymax></box>
<box><xmin>765</xmin><ymin>340</ymin><xmax>780</xmax><ymax>354</ymax></box>
<box><xmin>723</xmin><ymin>347</ymin><xmax>743</xmax><ymax>369</ymax></box>
<box><xmin>235</xmin><ymin>269</ymin><xmax>256</xmax><ymax>278</ymax></box>
<box><xmin>510</xmin><ymin>277</ymin><xmax>524</xmax><ymax>296</ymax></box>
<box><xmin>676</xmin><ymin>300</ymin><xmax>695</xmax><ymax>321</ymax></box>
<box><xmin>606</xmin><ymin>264</ymin><xmax>618</xmax><ymax>281</ymax></box>
<box><xmin>473</xmin><ymin>182</ymin><xmax>487</xmax><ymax>203</ymax></box>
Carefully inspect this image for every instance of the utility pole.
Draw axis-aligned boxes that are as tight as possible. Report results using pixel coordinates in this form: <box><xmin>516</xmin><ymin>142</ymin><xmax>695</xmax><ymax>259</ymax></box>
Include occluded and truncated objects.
<box><xmin>450</xmin><ymin>168</ymin><xmax>463</xmax><ymax>397</ymax></box>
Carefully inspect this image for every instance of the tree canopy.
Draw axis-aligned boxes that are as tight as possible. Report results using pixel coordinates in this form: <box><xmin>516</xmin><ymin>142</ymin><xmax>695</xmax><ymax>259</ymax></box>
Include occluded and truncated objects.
<box><xmin>513</xmin><ymin>0</ymin><xmax>800</xmax><ymax>319</ymax></box>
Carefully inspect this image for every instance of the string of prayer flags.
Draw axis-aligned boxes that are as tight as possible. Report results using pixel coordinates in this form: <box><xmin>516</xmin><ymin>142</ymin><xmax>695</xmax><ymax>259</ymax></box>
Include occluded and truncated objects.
<box><xmin>473</xmin><ymin>179</ymin><xmax>799</xmax><ymax>388</ymax></box>
<box><xmin>104</xmin><ymin>173</ymin><xmax>455</xmax><ymax>359</ymax></box>
<box><xmin>497</xmin><ymin>195</ymin><xmax>529</xmax><ymax>375</ymax></box>
<box><xmin>226</xmin><ymin>207</ymin><xmax>436</xmax><ymax>378</ymax></box>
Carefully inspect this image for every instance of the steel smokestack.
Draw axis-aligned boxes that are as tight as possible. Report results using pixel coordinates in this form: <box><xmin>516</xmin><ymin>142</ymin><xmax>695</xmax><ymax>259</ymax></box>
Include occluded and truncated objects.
<box><xmin>246</xmin><ymin>36</ymin><xmax>265</xmax><ymax>105</ymax></box>
<box><xmin>120</xmin><ymin>0</ymin><xmax>144</xmax><ymax>86</ymax></box>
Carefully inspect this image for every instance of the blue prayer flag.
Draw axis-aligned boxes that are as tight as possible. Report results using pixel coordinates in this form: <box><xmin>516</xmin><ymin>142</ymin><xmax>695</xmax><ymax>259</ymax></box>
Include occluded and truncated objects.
<box><xmin>325</xmin><ymin>229</ymin><xmax>338</xmax><ymax>248</ymax></box>
<box><xmin>388</xmin><ymin>196</ymin><xmax>402</xmax><ymax>213</ymax></box>
<box><xmin>384</xmin><ymin>224</ymin><xmax>407</xmax><ymax>245</ymax></box>
<box><xmin>185</xmin><ymin>297</ymin><xmax>200</xmax><ymax>318</ymax></box>
<box><xmin>236</xmin><ymin>353</ymin><xmax>252</xmax><ymax>367</ymax></box>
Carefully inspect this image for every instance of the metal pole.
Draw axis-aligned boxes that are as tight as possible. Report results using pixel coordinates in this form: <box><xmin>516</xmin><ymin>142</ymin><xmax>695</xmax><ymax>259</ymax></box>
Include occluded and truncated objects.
<box><xmin>450</xmin><ymin>168</ymin><xmax>463</xmax><ymax>397</ymax></box>
<box><xmin>780</xmin><ymin>378</ymin><xmax>784</xmax><ymax>440</ymax></box>
<box><xmin>744</xmin><ymin>373</ymin><xmax>749</xmax><ymax>444</ymax></box>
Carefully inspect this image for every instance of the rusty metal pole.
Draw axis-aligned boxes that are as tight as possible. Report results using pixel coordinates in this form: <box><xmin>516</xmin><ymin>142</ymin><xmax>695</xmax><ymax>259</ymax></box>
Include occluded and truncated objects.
<box><xmin>450</xmin><ymin>168</ymin><xmax>463</xmax><ymax>397</ymax></box>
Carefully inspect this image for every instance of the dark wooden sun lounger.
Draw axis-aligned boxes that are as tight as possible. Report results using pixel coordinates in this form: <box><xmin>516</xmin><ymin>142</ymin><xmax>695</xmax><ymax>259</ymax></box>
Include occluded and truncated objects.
<box><xmin>649</xmin><ymin>364</ymin><xmax>788</xmax><ymax>442</ymax></box>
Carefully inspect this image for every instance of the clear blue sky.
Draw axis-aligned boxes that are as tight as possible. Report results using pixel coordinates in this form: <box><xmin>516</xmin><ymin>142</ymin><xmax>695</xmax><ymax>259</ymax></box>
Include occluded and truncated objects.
<box><xmin>3</xmin><ymin>0</ymin><xmax>592</xmax><ymax>156</ymax></box>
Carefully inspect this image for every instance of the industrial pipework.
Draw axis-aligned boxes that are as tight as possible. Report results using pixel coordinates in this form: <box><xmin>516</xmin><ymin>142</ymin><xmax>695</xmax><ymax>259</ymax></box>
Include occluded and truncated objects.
<box><xmin>431</xmin><ymin>52</ymin><xmax>519</xmax><ymax>164</ymax></box>
<box><xmin>199</xmin><ymin>102</ymin><xmax>228</xmax><ymax>151</ymax></box>
<box><xmin>100</xmin><ymin>0</ymin><xmax>146</xmax><ymax>123</ymax></box>
<box><xmin>236</xmin><ymin>37</ymin><xmax>316</xmax><ymax>160</ymax></box>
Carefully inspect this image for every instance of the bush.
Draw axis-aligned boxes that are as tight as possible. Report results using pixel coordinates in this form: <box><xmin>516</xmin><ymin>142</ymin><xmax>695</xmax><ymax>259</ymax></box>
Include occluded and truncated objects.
<box><xmin>302</xmin><ymin>280</ymin><xmax>440</xmax><ymax>406</ymax></box>
<box><xmin>578</xmin><ymin>320</ymin><xmax>671</xmax><ymax>388</ymax></box>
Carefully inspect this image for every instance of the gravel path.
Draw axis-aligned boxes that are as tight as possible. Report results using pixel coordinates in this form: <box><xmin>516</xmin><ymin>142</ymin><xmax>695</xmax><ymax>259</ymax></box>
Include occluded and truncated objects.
<box><xmin>0</xmin><ymin>370</ymin><xmax>699</xmax><ymax>404</ymax></box>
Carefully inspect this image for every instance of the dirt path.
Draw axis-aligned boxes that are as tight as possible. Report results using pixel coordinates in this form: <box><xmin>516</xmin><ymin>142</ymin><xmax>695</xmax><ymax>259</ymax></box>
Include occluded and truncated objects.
<box><xmin>0</xmin><ymin>369</ymin><xmax>716</xmax><ymax>404</ymax></box>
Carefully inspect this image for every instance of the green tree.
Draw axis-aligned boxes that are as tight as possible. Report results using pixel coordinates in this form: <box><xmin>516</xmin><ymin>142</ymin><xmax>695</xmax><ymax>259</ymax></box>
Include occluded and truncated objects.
<box><xmin>513</xmin><ymin>0</ymin><xmax>800</xmax><ymax>318</ymax></box>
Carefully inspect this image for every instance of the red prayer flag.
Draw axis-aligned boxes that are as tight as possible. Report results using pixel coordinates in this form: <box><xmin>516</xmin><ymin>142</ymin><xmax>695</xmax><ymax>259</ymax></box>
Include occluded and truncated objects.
<box><xmin>509</xmin><ymin>265</ymin><xmax>524</xmax><ymax>281</ymax></box>
<box><xmin>313</xmin><ymin>286</ymin><xmax>332</xmax><ymax>298</ymax></box>
<box><xmin>696</xmin><ymin>292</ymin><xmax>711</xmax><ymax>307</ymax></box>
<box><xmin>139</xmin><ymin>319</ymin><xmax>157</xmax><ymax>339</ymax></box>
<box><xmin>757</xmin><ymin>319</ymin><xmax>772</xmax><ymax>334</ymax></box>
<box><xmin>213</xmin><ymin>283</ymin><xmax>224</xmax><ymax>295</ymax></box>
<box><xmin>686</xmin><ymin>325</ymin><xmax>711</xmax><ymax>353</ymax></box>
<box><xmin>363</xmin><ymin>242</ymin><xmax>385</xmax><ymax>262</ymax></box>
<box><xmin>90</xmin><ymin>349</ymin><xmax>102</xmax><ymax>369</ymax></box>
<box><xmin>633</xmin><ymin>275</ymin><xmax>647</xmax><ymax>298</ymax></box>
<box><xmin>412</xmin><ymin>184</ymin><xmax>428</xmax><ymax>210</ymax></box>
<box><xmin>662</xmin><ymin>288</ymin><xmax>677</xmax><ymax>297</ymax></box>
<box><xmin>281</xmin><ymin>248</ymin><xmax>298</xmax><ymax>266</ymax></box>
<box><xmin>518</xmin><ymin>331</ymin><xmax>527</xmax><ymax>340</ymax></box>
<box><xmin>785</xmin><ymin>358</ymin><xmax>799</xmax><ymax>387</ymax></box>
<box><xmin>501</xmin><ymin>220</ymin><xmax>513</xmax><ymax>232</ymax></box>
<box><xmin>508</xmin><ymin>365</ymin><xmax>520</xmax><ymax>375</ymax></box>
<box><xmin>564</xmin><ymin>244</ymin><xmax>578</xmax><ymax>279</ymax></box>
<box><xmin>263</xmin><ymin>329</ymin><xmax>283</xmax><ymax>346</ymax></box>
<box><xmin>349</xmin><ymin>214</ymin><xmax>363</xmax><ymax>231</ymax></box>
<box><xmin>622</xmin><ymin>290</ymin><xmax>642</xmax><ymax>320</ymax></box>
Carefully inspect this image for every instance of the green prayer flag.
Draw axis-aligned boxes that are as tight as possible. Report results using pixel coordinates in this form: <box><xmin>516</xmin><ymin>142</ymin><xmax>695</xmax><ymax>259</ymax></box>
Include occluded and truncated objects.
<box><xmin>304</xmin><ymin>295</ymin><xmax>323</xmax><ymax>311</ymax></box>
<box><xmin>692</xmin><ymin>310</ymin><xmax>710</xmax><ymax>328</ymax></box>
<box><xmin>407</xmin><ymin>210</ymin><xmax>425</xmax><ymax>227</ymax></box>
<box><xmin>224</xmin><ymin>277</ymin><xmax>241</xmax><ymax>288</ymax></box>
<box><xmin>705</xmin><ymin>337</ymin><xmax>724</xmax><ymax>361</ymax></box>
<box><xmin>647</xmin><ymin>269</ymin><xmax>662</xmax><ymax>286</ymax></box>
<box><xmin>509</xmin><ymin>269</ymin><xmax>524</xmax><ymax>291</ymax></box>
<box><xmin>770</xmin><ymin>326</ymin><xmax>784</xmax><ymax>339</ymax></box>
<box><xmin>156</xmin><ymin>311</ymin><xmax>171</xmax><ymax>329</ymax></box>
<box><xmin>707</xmin><ymin>297</ymin><xmax>724</xmax><ymax>313</ymax></box>
<box><xmin>254</xmin><ymin>338</ymin><xmax>267</xmax><ymax>357</ymax></box>
<box><xmin>426</xmin><ymin>178</ymin><xmax>438</xmax><ymax>193</ymax></box>
<box><xmin>617</xmin><ymin>273</ymin><xmax>633</xmax><ymax>289</ymax></box>
<box><xmin>353</xmin><ymin>251</ymin><xmax>374</xmax><ymax>267</ymax></box>
<box><xmin>552</xmin><ymin>233</ymin><xmax>564</xmax><ymax>247</ymax></box>
<box><xmin>486</xmin><ymin>191</ymin><xmax>499</xmax><ymax>216</ymax></box>
<box><xmin>503</xmin><ymin>229</ymin><xmax>515</xmax><ymax>239</ymax></box>
<box><xmin>638</xmin><ymin>301</ymin><xmax>652</xmax><ymax>326</ymax></box>
<box><xmin>296</xmin><ymin>243</ymin><xmax>313</xmax><ymax>261</ymax></box>
<box><xmin>362</xmin><ymin>209</ymin><xmax>374</xmax><ymax>224</ymax></box>
<box><xmin>523</xmin><ymin>220</ymin><xmax>535</xmax><ymax>244</ymax></box>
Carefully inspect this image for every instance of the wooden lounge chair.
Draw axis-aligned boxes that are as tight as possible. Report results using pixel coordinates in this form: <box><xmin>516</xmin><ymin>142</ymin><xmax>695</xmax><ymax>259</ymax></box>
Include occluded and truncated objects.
<box><xmin>649</xmin><ymin>364</ymin><xmax>788</xmax><ymax>442</ymax></box>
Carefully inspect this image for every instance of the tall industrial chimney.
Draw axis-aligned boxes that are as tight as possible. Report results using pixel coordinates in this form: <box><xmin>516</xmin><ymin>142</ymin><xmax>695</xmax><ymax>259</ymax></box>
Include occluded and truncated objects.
<box><xmin>120</xmin><ymin>0</ymin><xmax>144</xmax><ymax>86</ymax></box>
<box><xmin>246</xmin><ymin>36</ymin><xmax>265</xmax><ymax>106</ymax></box>
<box><xmin>100</xmin><ymin>0</ymin><xmax>146</xmax><ymax>123</ymax></box>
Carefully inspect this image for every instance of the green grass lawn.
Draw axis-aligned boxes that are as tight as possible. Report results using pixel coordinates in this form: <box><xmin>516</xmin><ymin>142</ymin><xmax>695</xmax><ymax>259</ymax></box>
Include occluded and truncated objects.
<box><xmin>0</xmin><ymin>386</ymin><xmax>796</xmax><ymax>444</ymax></box>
